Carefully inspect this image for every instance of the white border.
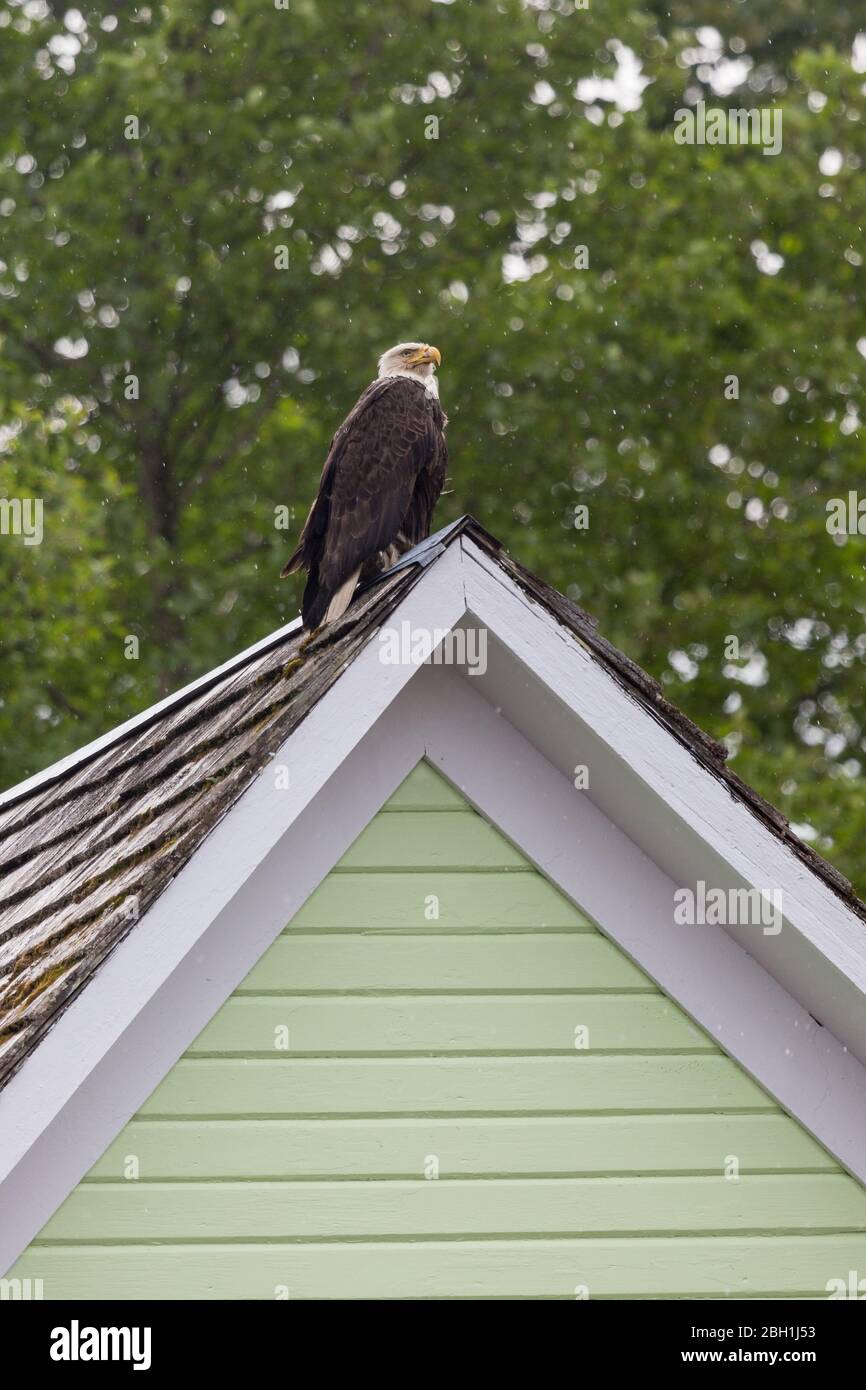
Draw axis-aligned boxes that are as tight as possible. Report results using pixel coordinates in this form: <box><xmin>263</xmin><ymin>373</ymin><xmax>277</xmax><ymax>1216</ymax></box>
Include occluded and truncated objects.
<box><xmin>0</xmin><ymin>548</ymin><xmax>465</xmax><ymax>1272</ymax></box>
<box><xmin>418</xmin><ymin>666</ymin><xmax>866</xmax><ymax>1182</ymax></box>
<box><xmin>2</xmin><ymin>532</ymin><xmax>866</xmax><ymax>1272</ymax></box>
<box><xmin>461</xmin><ymin>542</ymin><xmax>866</xmax><ymax>1065</ymax></box>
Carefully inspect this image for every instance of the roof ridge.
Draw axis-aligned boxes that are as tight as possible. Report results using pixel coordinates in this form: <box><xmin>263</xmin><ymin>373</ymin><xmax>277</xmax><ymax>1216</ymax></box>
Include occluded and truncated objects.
<box><xmin>0</xmin><ymin>517</ymin><xmax>479</xmax><ymax>816</ymax></box>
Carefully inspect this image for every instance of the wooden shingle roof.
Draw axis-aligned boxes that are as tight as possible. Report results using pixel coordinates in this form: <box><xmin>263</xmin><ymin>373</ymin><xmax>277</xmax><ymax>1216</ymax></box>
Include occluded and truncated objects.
<box><xmin>1</xmin><ymin>516</ymin><xmax>863</xmax><ymax>1097</ymax></box>
<box><xmin>0</xmin><ymin>557</ymin><xmax>432</xmax><ymax>1092</ymax></box>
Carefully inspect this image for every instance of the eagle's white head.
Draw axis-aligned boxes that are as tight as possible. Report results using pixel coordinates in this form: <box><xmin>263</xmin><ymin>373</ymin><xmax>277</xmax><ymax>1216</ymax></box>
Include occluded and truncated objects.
<box><xmin>377</xmin><ymin>342</ymin><xmax>442</xmax><ymax>397</ymax></box>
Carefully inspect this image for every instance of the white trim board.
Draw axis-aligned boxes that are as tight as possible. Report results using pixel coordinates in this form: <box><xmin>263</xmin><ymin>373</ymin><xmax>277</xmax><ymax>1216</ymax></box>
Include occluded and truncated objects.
<box><xmin>458</xmin><ymin>539</ymin><xmax>866</xmax><ymax>1066</ymax></box>
<box><xmin>3</xmin><ymin>662</ymin><xmax>866</xmax><ymax>1276</ymax></box>
<box><xmin>2</xmin><ymin>530</ymin><xmax>866</xmax><ymax>1270</ymax></box>
<box><xmin>0</xmin><ymin>544</ymin><xmax>466</xmax><ymax>1273</ymax></box>
<box><xmin>417</xmin><ymin>665</ymin><xmax>866</xmax><ymax>1183</ymax></box>
<box><xmin>0</xmin><ymin>685</ymin><xmax>428</xmax><ymax>1275</ymax></box>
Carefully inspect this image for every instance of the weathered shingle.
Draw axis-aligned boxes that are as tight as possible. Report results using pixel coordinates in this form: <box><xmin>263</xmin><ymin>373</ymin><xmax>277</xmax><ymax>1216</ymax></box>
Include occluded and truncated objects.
<box><xmin>0</xmin><ymin>559</ymin><xmax>424</xmax><ymax>1090</ymax></box>
<box><xmin>1</xmin><ymin>517</ymin><xmax>863</xmax><ymax>1095</ymax></box>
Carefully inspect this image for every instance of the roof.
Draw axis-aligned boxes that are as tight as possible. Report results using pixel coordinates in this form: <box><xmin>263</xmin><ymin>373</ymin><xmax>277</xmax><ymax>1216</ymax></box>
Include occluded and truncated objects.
<box><xmin>0</xmin><ymin>515</ymin><xmax>863</xmax><ymax>1099</ymax></box>
<box><xmin>0</xmin><ymin>551</ymin><xmax>437</xmax><ymax>1092</ymax></box>
<box><xmin>3</xmin><ymin>515</ymin><xmax>866</xmax><ymax>1275</ymax></box>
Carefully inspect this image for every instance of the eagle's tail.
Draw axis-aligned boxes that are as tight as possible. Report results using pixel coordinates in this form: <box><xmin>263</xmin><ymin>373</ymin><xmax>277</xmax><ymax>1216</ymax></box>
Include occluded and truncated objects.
<box><xmin>302</xmin><ymin>566</ymin><xmax>361</xmax><ymax>630</ymax></box>
<box><xmin>323</xmin><ymin>567</ymin><xmax>362</xmax><ymax>625</ymax></box>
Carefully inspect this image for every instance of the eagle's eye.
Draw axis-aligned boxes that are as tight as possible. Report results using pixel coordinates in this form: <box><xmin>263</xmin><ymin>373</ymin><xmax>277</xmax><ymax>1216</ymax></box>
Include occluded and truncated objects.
<box><xmin>402</xmin><ymin>349</ymin><xmax>412</xmax><ymax>356</ymax></box>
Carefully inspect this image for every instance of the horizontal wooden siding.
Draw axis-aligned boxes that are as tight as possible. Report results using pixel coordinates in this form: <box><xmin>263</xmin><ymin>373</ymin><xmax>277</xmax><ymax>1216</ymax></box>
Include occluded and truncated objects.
<box><xmin>10</xmin><ymin>762</ymin><xmax>866</xmax><ymax>1299</ymax></box>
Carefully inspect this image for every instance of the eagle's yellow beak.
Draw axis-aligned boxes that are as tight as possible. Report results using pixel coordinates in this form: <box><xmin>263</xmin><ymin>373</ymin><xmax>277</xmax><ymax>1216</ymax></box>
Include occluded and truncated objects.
<box><xmin>408</xmin><ymin>344</ymin><xmax>441</xmax><ymax>368</ymax></box>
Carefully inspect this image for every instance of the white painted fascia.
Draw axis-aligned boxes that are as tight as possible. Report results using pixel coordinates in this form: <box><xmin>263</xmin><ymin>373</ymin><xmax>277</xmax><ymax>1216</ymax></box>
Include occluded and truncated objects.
<box><xmin>3</xmin><ymin>529</ymin><xmax>866</xmax><ymax>1271</ymax></box>
<box><xmin>4</xmin><ymin>654</ymin><xmax>866</xmax><ymax>1277</ymax></box>
<box><xmin>416</xmin><ymin>665</ymin><xmax>866</xmax><ymax>1185</ymax></box>
<box><xmin>458</xmin><ymin>536</ymin><xmax>866</xmax><ymax>1066</ymax></box>
<box><xmin>0</xmin><ymin>544</ymin><xmax>468</xmax><ymax>1272</ymax></box>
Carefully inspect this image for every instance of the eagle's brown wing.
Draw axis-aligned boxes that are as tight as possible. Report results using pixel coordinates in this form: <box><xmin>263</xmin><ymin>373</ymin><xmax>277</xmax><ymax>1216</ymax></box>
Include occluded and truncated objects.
<box><xmin>283</xmin><ymin>376</ymin><xmax>446</xmax><ymax>628</ymax></box>
<box><xmin>401</xmin><ymin>416</ymin><xmax>448</xmax><ymax>547</ymax></box>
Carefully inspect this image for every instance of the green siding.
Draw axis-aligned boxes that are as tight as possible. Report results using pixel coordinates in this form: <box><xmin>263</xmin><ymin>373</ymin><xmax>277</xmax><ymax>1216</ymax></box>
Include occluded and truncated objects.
<box><xmin>10</xmin><ymin>762</ymin><xmax>866</xmax><ymax>1299</ymax></box>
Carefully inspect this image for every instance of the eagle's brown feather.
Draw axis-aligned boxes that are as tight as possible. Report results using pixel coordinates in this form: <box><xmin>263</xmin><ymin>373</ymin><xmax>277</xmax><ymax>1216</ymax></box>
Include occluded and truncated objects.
<box><xmin>283</xmin><ymin>375</ymin><xmax>448</xmax><ymax>629</ymax></box>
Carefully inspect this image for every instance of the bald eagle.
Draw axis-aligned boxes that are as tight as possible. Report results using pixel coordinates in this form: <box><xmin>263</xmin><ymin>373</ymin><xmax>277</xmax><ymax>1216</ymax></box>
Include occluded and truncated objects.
<box><xmin>281</xmin><ymin>342</ymin><xmax>448</xmax><ymax>629</ymax></box>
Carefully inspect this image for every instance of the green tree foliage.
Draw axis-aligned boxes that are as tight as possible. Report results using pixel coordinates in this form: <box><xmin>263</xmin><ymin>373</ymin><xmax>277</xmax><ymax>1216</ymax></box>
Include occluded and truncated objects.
<box><xmin>1</xmin><ymin>1</ymin><xmax>866</xmax><ymax>887</ymax></box>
